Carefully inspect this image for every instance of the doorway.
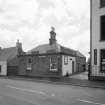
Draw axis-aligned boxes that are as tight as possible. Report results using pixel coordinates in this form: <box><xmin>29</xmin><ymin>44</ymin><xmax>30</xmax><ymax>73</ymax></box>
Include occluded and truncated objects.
<box><xmin>72</xmin><ymin>61</ymin><xmax>74</xmax><ymax>73</ymax></box>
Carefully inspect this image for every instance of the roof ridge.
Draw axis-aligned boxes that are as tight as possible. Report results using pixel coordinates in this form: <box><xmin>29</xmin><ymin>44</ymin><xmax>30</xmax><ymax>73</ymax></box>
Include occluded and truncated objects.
<box><xmin>0</xmin><ymin>47</ymin><xmax>17</xmax><ymax>61</ymax></box>
<box><xmin>3</xmin><ymin>46</ymin><xmax>16</xmax><ymax>50</ymax></box>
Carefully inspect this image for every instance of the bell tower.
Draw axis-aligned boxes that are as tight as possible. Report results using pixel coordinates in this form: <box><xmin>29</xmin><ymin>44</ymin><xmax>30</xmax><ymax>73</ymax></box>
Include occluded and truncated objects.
<box><xmin>49</xmin><ymin>27</ymin><xmax>57</xmax><ymax>45</ymax></box>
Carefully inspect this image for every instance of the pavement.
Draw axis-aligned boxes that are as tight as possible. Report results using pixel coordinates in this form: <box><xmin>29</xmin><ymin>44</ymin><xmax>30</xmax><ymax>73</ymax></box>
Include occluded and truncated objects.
<box><xmin>70</xmin><ymin>72</ymin><xmax>88</xmax><ymax>80</ymax></box>
<box><xmin>2</xmin><ymin>71</ymin><xmax>105</xmax><ymax>89</ymax></box>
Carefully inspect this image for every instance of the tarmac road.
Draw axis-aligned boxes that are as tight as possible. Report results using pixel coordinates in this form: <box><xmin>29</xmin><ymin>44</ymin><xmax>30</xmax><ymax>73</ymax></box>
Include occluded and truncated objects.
<box><xmin>0</xmin><ymin>78</ymin><xmax>105</xmax><ymax>105</ymax></box>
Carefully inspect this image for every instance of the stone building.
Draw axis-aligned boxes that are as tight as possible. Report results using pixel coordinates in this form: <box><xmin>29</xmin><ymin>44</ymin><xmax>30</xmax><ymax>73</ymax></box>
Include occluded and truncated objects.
<box><xmin>18</xmin><ymin>27</ymin><xmax>86</xmax><ymax>77</ymax></box>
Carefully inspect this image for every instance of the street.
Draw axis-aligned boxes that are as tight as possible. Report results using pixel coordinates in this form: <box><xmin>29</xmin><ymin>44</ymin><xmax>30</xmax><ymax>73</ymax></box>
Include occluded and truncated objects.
<box><xmin>0</xmin><ymin>78</ymin><xmax>105</xmax><ymax>105</ymax></box>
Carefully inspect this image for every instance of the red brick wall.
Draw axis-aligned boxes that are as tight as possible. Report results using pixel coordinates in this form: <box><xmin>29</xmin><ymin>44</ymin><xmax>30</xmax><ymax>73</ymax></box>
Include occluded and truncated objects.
<box><xmin>18</xmin><ymin>54</ymin><xmax>62</xmax><ymax>77</ymax></box>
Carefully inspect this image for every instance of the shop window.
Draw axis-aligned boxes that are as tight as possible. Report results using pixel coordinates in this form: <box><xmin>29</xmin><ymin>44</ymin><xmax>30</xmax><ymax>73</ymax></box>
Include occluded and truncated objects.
<box><xmin>50</xmin><ymin>57</ymin><xmax>57</xmax><ymax>71</ymax></box>
<box><xmin>100</xmin><ymin>15</ymin><xmax>105</xmax><ymax>41</ymax></box>
<box><xmin>100</xmin><ymin>0</ymin><xmax>105</xmax><ymax>8</ymax></box>
<box><xmin>94</xmin><ymin>49</ymin><xmax>97</xmax><ymax>65</ymax></box>
<box><xmin>64</xmin><ymin>56</ymin><xmax>68</xmax><ymax>65</ymax></box>
<box><xmin>26</xmin><ymin>57</ymin><xmax>32</xmax><ymax>71</ymax></box>
<box><xmin>100</xmin><ymin>49</ymin><xmax>105</xmax><ymax>72</ymax></box>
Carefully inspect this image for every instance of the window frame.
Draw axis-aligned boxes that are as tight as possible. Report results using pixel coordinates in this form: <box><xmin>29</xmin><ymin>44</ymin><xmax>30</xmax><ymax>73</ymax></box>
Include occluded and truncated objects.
<box><xmin>100</xmin><ymin>0</ymin><xmax>105</xmax><ymax>8</ymax></box>
<box><xmin>100</xmin><ymin>15</ymin><xmax>105</xmax><ymax>41</ymax></box>
<box><xmin>50</xmin><ymin>57</ymin><xmax>57</xmax><ymax>72</ymax></box>
<box><xmin>26</xmin><ymin>57</ymin><xmax>32</xmax><ymax>71</ymax></box>
<box><xmin>64</xmin><ymin>56</ymin><xmax>68</xmax><ymax>65</ymax></box>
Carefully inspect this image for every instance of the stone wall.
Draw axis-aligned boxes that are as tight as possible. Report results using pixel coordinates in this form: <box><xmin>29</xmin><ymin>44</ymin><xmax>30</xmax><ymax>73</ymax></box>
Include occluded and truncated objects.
<box><xmin>18</xmin><ymin>54</ymin><xmax>62</xmax><ymax>77</ymax></box>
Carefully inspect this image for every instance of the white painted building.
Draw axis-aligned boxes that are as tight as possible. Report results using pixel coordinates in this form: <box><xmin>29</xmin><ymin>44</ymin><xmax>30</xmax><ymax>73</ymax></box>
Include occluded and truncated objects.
<box><xmin>62</xmin><ymin>55</ymin><xmax>76</xmax><ymax>76</ymax></box>
<box><xmin>90</xmin><ymin>0</ymin><xmax>105</xmax><ymax>80</ymax></box>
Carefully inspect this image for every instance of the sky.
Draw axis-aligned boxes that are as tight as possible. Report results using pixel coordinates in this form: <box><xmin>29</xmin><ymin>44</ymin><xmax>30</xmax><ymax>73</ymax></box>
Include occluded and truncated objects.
<box><xmin>0</xmin><ymin>0</ymin><xmax>90</xmax><ymax>58</ymax></box>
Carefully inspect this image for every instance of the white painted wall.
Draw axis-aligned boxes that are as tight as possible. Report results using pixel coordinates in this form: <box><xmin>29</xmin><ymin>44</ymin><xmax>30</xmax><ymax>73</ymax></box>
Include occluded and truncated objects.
<box><xmin>0</xmin><ymin>61</ymin><xmax>7</xmax><ymax>76</ymax></box>
<box><xmin>62</xmin><ymin>55</ymin><xmax>76</xmax><ymax>76</ymax></box>
<box><xmin>91</xmin><ymin>0</ymin><xmax>105</xmax><ymax>76</ymax></box>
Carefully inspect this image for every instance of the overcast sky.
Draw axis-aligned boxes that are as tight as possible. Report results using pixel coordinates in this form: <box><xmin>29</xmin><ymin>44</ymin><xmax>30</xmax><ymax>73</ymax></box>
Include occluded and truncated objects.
<box><xmin>0</xmin><ymin>0</ymin><xmax>90</xmax><ymax>58</ymax></box>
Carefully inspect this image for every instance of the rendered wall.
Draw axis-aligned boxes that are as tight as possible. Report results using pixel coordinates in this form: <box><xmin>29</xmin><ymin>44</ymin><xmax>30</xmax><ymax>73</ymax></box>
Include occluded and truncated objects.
<box><xmin>0</xmin><ymin>61</ymin><xmax>7</xmax><ymax>76</ymax></box>
<box><xmin>62</xmin><ymin>55</ymin><xmax>76</xmax><ymax>76</ymax></box>
<box><xmin>91</xmin><ymin>0</ymin><xmax>105</xmax><ymax>77</ymax></box>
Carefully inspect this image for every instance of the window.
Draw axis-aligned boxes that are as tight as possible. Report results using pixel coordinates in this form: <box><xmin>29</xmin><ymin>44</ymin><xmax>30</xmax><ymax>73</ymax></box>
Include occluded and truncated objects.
<box><xmin>50</xmin><ymin>57</ymin><xmax>57</xmax><ymax>71</ymax></box>
<box><xmin>26</xmin><ymin>57</ymin><xmax>32</xmax><ymax>71</ymax></box>
<box><xmin>64</xmin><ymin>56</ymin><xmax>68</xmax><ymax>65</ymax></box>
<box><xmin>100</xmin><ymin>49</ymin><xmax>105</xmax><ymax>72</ymax></box>
<box><xmin>28</xmin><ymin>58</ymin><xmax>32</xmax><ymax>64</ymax></box>
<box><xmin>100</xmin><ymin>0</ymin><xmax>105</xmax><ymax>8</ymax></box>
<box><xmin>100</xmin><ymin>15</ymin><xmax>105</xmax><ymax>41</ymax></box>
<box><xmin>94</xmin><ymin>49</ymin><xmax>97</xmax><ymax>65</ymax></box>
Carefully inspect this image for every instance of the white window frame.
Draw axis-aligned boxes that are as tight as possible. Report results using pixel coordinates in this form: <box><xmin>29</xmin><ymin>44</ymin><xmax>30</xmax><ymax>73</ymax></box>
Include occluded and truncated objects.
<box><xmin>26</xmin><ymin>57</ymin><xmax>32</xmax><ymax>71</ymax></box>
<box><xmin>50</xmin><ymin>57</ymin><xmax>57</xmax><ymax>72</ymax></box>
<box><xmin>64</xmin><ymin>56</ymin><xmax>68</xmax><ymax>65</ymax></box>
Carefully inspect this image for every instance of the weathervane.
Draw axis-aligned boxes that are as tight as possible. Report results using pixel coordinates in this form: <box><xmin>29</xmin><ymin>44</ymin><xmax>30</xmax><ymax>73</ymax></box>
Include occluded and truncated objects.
<box><xmin>51</xmin><ymin>26</ymin><xmax>55</xmax><ymax>32</ymax></box>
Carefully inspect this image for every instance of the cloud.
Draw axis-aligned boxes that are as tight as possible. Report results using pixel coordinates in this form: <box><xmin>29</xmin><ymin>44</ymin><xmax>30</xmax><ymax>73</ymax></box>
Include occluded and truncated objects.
<box><xmin>0</xmin><ymin>0</ymin><xmax>38</xmax><ymax>30</ymax></box>
<box><xmin>64</xmin><ymin>0</ymin><xmax>90</xmax><ymax>17</ymax></box>
<box><xmin>0</xmin><ymin>0</ymin><xmax>90</xmax><ymax>58</ymax></box>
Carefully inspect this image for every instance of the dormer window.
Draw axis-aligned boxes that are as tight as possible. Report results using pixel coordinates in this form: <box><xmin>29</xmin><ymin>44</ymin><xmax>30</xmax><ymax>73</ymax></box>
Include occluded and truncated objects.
<box><xmin>100</xmin><ymin>0</ymin><xmax>105</xmax><ymax>8</ymax></box>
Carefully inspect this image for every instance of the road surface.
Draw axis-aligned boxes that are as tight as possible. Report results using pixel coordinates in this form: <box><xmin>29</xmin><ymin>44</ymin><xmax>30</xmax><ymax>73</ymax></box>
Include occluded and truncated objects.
<box><xmin>0</xmin><ymin>78</ymin><xmax>105</xmax><ymax>105</ymax></box>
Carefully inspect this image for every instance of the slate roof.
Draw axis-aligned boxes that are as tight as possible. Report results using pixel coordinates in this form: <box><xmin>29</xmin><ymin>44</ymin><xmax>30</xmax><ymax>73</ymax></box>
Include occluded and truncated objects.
<box><xmin>27</xmin><ymin>43</ymin><xmax>85</xmax><ymax>58</ymax></box>
<box><xmin>76</xmin><ymin>51</ymin><xmax>86</xmax><ymax>58</ymax></box>
<box><xmin>60</xmin><ymin>46</ymin><xmax>76</xmax><ymax>56</ymax></box>
<box><xmin>0</xmin><ymin>47</ymin><xmax>17</xmax><ymax>61</ymax></box>
<box><xmin>28</xmin><ymin>43</ymin><xmax>61</xmax><ymax>54</ymax></box>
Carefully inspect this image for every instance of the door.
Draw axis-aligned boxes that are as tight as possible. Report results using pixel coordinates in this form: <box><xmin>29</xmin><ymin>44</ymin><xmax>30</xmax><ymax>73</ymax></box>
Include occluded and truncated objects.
<box><xmin>72</xmin><ymin>61</ymin><xmax>74</xmax><ymax>73</ymax></box>
<box><xmin>7</xmin><ymin>66</ymin><xmax>18</xmax><ymax>76</ymax></box>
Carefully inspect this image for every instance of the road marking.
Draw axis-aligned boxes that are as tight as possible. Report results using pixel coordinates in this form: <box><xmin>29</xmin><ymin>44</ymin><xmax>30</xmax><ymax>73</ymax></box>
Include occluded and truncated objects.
<box><xmin>51</xmin><ymin>93</ymin><xmax>55</xmax><ymax>97</ymax></box>
<box><xmin>7</xmin><ymin>85</ymin><xmax>54</xmax><ymax>96</ymax></box>
<box><xmin>78</xmin><ymin>99</ymin><xmax>105</xmax><ymax>105</ymax></box>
